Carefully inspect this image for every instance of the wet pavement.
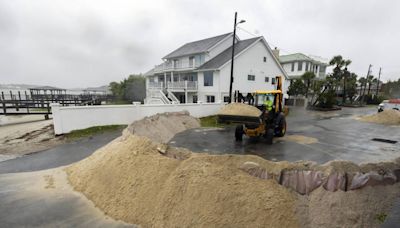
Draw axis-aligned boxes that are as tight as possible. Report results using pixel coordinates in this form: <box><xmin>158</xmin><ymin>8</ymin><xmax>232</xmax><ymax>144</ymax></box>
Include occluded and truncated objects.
<box><xmin>0</xmin><ymin>131</ymin><xmax>122</xmax><ymax>174</ymax></box>
<box><xmin>0</xmin><ymin>169</ymin><xmax>134</xmax><ymax>228</ymax></box>
<box><xmin>0</xmin><ymin>130</ymin><xmax>129</xmax><ymax>228</ymax></box>
<box><xmin>170</xmin><ymin>107</ymin><xmax>400</xmax><ymax>164</ymax></box>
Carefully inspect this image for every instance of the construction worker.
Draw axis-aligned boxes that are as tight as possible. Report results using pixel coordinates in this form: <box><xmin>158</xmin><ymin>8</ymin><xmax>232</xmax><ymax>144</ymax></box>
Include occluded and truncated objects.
<box><xmin>263</xmin><ymin>96</ymin><xmax>273</xmax><ymax>112</ymax></box>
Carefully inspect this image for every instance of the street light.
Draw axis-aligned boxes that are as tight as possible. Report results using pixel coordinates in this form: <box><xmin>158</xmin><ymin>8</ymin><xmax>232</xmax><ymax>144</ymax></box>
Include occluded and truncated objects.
<box><xmin>228</xmin><ymin>12</ymin><xmax>245</xmax><ymax>103</ymax></box>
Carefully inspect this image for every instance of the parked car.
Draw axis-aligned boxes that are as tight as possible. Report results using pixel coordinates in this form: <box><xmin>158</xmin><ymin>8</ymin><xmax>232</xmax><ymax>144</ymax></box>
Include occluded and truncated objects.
<box><xmin>378</xmin><ymin>99</ymin><xmax>400</xmax><ymax>112</ymax></box>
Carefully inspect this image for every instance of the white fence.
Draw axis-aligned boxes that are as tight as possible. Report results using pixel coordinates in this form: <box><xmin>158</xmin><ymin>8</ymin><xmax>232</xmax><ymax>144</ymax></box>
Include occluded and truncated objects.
<box><xmin>51</xmin><ymin>102</ymin><xmax>225</xmax><ymax>135</ymax></box>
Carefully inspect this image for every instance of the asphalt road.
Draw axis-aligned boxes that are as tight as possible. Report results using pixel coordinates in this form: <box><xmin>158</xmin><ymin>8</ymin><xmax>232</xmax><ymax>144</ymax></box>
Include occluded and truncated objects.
<box><xmin>170</xmin><ymin>107</ymin><xmax>400</xmax><ymax>164</ymax></box>
<box><xmin>0</xmin><ymin>107</ymin><xmax>399</xmax><ymax>227</ymax></box>
<box><xmin>0</xmin><ymin>131</ymin><xmax>122</xmax><ymax>174</ymax></box>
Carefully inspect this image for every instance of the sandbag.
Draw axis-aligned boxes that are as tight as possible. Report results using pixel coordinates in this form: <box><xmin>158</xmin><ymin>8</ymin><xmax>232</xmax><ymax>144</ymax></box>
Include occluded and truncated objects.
<box><xmin>350</xmin><ymin>171</ymin><xmax>397</xmax><ymax>190</ymax></box>
<box><xmin>280</xmin><ymin>170</ymin><xmax>324</xmax><ymax>195</ymax></box>
<box><xmin>323</xmin><ymin>172</ymin><xmax>347</xmax><ymax>192</ymax></box>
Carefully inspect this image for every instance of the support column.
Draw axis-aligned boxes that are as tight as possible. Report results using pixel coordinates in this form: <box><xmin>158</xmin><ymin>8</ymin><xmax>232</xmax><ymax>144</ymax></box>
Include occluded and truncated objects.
<box><xmin>164</xmin><ymin>72</ymin><xmax>167</xmax><ymax>89</ymax></box>
<box><xmin>185</xmin><ymin>81</ymin><xmax>188</xmax><ymax>103</ymax></box>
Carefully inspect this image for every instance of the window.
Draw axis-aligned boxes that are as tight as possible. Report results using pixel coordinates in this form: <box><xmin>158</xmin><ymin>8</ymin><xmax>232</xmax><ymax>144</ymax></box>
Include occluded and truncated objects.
<box><xmin>271</xmin><ymin>78</ymin><xmax>276</xmax><ymax>85</ymax></box>
<box><xmin>173</xmin><ymin>59</ymin><xmax>179</xmax><ymax>68</ymax></box>
<box><xmin>263</xmin><ymin>57</ymin><xmax>267</xmax><ymax>62</ymax></box>
<box><xmin>265</xmin><ymin>77</ymin><xmax>269</xmax><ymax>82</ymax></box>
<box><xmin>291</xmin><ymin>62</ymin><xmax>295</xmax><ymax>72</ymax></box>
<box><xmin>206</xmin><ymin>95</ymin><xmax>215</xmax><ymax>103</ymax></box>
<box><xmin>204</xmin><ymin>71</ymin><xmax>213</xmax><ymax>86</ymax></box>
<box><xmin>173</xmin><ymin>75</ymin><xmax>178</xmax><ymax>82</ymax></box>
<box><xmin>193</xmin><ymin>95</ymin><xmax>198</xmax><ymax>103</ymax></box>
<box><xmin>298</xmin><ymin>61</ymin><xmax>303</xmax><ymax>71</ymax></box>
<box><xmin>189</xmin><ymin>56</ymin><xmax>195</xmax><ymax>67</ymax></box>
<box><xmin>305</xmin><ymin>62</ymin><xmax>309</xmax><ymax>71</ymax></box>
<box><xmin>248</xmin><ymin>75</ymin><xmax>255</xmax><ymax>81</ymax></box>
<box><xmin>223</xmin><ymin>96</ymin><xmax>230</xmax><ymax>102</ymax></box>
<box><xmin>149</xmin><ymin>77</ymin><xmax>155</xmax><ymax>83</ymax></box>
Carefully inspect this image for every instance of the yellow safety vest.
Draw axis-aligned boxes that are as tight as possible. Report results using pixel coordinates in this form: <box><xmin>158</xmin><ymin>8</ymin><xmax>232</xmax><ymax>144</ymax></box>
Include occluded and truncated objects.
<box><xmin>264</xmin><ymin>100</ymin><xmax>273</xmax><ymax>111</ymax></box>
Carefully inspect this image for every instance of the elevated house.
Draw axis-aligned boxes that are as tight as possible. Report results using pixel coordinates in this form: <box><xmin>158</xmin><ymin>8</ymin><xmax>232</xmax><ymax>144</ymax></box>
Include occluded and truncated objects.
<box><xmin>144</xmin><ymin>33</ymin><xmax>289</xmax><ymax>104</ymax></box>
<box><xmin>278</xmin><ymin>52</ymin><xmax>328</xmax><ymax>82</ymax></box>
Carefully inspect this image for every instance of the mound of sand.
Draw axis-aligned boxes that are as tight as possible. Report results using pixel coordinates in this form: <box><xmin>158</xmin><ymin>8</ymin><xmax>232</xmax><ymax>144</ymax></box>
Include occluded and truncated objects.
<box><xmin>280</xmin><ymin>135</ymin><xmax>319</xmax><ymax>145</ymax></box>
<box><xmin>66</xmin><ymin>112</ymin><xmax>400</xmax><ymax>228</ymax></box>
<box><xmin>218</xmin><ymin>103</ymin><xmax>261</xmax><ymax>117</ymax></box>
<box><xmin>360</xmin><ymin>109</ymin><xmax>400</xmax><ymax>125</ymax></box>
<box><xmin>67</xmin><ymin>134</ymin><xmax>299</xmax><ymax>227</ymax></box>
<box><xmin>126</xmin><ymin>111</ymin><xmax>200</xmax><ymax>143</ymax></box>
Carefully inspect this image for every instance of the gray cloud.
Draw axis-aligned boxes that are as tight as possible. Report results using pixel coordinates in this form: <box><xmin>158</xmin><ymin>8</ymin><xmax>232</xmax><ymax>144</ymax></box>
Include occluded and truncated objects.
<box><xmin>0</xmin><ymin>0</ymin><xmax>399</xmax><ymax>88</ymax></box>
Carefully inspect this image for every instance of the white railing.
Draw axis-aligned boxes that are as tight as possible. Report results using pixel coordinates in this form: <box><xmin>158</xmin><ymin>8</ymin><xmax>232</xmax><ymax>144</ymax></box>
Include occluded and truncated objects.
<box><xmin>166</xmin><ymin>81</ymin><xmax>198</xmax><ymax>90</ymax></box>
<box><xmin>153</xmin><ymin>60</ymin><xmax>200</xmax><ymax>73</ymax></box>
<box><xmin>167</xmin><ymin>91</ymin><xmax>180</xmax><ymax>104</ymax></box>
<box><xmin>148</xmin><ymin>82</ymin><xmax>163</xmax><ymax>89</ymax></box>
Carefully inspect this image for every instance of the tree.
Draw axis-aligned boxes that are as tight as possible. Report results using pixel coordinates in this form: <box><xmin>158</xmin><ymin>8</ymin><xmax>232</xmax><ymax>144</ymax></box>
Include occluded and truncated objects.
<box><xmin>287</xmin><ymin>79</ymin><xmax>306</xmax><ymax>97</ymax></box>
<box><xmin>358</xmin><ymin>77</ymin><xmax>367</xmax><ymax>104</ymax></box>
<box><xmin>301</xmin><ymin>71</ymin><xmax>316</xmax><ymax>98</ymax></box>
<box><xmin>329</xmin><ymin>55</ymin><xmax>352</xmax><ymax>103</ymax></box>
<box><xmin>366</xmin><ymin>75</ymin><xmax>375</xmax><ymax>95</ymax></box>
<box><xmin>109</xmin><ymin>74</ymin><xmax>146</xmax><ymax>103</ymax></box>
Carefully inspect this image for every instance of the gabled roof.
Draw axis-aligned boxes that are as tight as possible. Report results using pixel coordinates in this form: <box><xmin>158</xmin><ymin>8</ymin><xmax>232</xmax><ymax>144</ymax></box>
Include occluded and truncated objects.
<box><xmin>279</xmin><ymin>53</ymin><xmax>313</xmax><ymax>63</ymax></box>
<box><xmin>197</xmin><ymin>37</ymin><xmax>260</xmax><ymax>70</ymax></box>
<box><xmin>163</xmin><ymin>33</ymin><xmax>232</xmax><ymax>59</ymax></box>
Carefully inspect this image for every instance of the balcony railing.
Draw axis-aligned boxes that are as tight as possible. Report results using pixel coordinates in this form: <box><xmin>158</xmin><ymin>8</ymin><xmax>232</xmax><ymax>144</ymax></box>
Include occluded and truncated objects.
<box><xmin>153</xmin><ymin>60</ymin><xmax>201</xmax><ymax>73</ymax></box>
<box><xmin>148</xmin><ymin>81</ymin><xmax>198</xmax><ymax>90</ymax></box>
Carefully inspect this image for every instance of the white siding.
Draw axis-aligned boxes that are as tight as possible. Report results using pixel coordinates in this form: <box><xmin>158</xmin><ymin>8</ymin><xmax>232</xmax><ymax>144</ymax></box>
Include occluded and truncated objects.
<box><xmin>197</xmin><ymin>71</ymin><xmax>221</xmax><ymax>102</ymax></box>
<box><xmin>218</xmin><ymin>41</ymin><xmax>289</xmax><ymax>95</ymax></box>
<box><xmin>207</xmin><ymin>35</ymin><xmax>235</xmax><ymax>61</ymax></box>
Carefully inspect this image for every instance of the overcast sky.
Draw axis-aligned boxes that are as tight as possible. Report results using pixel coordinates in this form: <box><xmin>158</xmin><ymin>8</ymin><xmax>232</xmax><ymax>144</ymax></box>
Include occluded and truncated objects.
<box><xmin>1</xmin><ymin>0</ymin><xmax>399</xmax><ymax>88</ymax></box>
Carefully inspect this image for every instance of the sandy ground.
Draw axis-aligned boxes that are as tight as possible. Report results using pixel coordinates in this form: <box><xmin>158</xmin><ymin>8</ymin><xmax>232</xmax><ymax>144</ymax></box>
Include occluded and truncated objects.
<box><xmin>0</xmin><ymin>115</ymin><xmax>64</xmax><ymax>161</ymax></box>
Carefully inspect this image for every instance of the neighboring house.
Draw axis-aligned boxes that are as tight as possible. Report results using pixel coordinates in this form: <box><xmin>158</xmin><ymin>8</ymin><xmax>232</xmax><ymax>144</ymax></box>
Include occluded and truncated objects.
<box><xmin>278</xmin><ymin>52</ymin><xmax>328</xmax><ymax>81</ymax></box>
<box><xmin>144</xmin><ymin>33</ymin><xmax>289</xmax><ymax>104</ymax></box>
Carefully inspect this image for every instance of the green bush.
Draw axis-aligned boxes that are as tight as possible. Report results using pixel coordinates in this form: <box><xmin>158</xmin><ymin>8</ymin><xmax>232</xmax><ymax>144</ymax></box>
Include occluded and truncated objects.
<box><xmin>316</xmin><ymin>90</ymin><xmax>336</xmax><ymax>108</ymax></box>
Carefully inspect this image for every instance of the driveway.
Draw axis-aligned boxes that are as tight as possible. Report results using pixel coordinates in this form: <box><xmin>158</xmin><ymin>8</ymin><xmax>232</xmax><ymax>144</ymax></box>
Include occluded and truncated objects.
<box><xmin>169</xmin><ymin>107</ymin><xmax>400</xmax><ymax>164</ymax></box>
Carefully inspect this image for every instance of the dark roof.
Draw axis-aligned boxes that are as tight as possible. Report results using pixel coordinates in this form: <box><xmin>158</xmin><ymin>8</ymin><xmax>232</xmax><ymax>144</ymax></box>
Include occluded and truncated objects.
<box><xmin>197</xmin><ymin>37</ymin><xmax>260</xmax><ymax>70</ymax></box>
<box><xmin>163</xmin><ymin>33</ymin><xmax>232</xmax><ymax>59</ymax></box>
<box><xmin>29</xmin><ymin>86</ymin><xmax>65</xmax><ymax>91</ymax></box>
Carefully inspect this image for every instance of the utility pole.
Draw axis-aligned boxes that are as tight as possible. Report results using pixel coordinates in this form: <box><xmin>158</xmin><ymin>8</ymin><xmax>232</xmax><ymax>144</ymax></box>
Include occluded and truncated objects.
<box><xmin>376</xmin><ymin>67</ymin><xmax>381</xmax><ymax>97</ymax></box>
<box><xmin>228</xmin><ymin>12</ymin><xmax>237</xmax><ymax>103</ymax></box>
<box><xmin>361</xmin><ymin>64</ymin><xmax>372</xmax><ymax>104</ymax></box>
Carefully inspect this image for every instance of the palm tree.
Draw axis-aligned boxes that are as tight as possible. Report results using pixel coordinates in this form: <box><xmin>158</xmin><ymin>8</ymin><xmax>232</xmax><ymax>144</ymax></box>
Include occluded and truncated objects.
<box><xmin>329</xmin><ymin>55</ymin><xmax>353</xmax><ymax>103</ymax></box>
<box><xmin>301</xmin><ymin>71</ymin><xmax>316</xmax><ymax>98</ymax></box>
<box><xmin>366</xmin><ymin>75</ymin><xmax>375</xmax><ymax>95</ymax></box>
<box><xmin>342</xmin><ymin>60</ymin><xmax>352</xmax><ymax>103</ymax></box>
<box><xmin>358</xmin><ymin>77</ymin><xmax>366</xmax><ymax>104</ymax></box>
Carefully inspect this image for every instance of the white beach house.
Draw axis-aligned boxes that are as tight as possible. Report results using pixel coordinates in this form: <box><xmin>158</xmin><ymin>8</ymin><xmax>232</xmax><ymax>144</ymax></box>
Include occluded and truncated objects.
<box><xmin>144</xmin><ymin>33</ymin><xmax>289</xmax><ymax>104</ymax></box>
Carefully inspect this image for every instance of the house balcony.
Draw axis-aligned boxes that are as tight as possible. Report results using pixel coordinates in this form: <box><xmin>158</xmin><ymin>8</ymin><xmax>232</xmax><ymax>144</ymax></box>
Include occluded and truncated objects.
<box><xmin>147</xmin><ymin>81</ymin><xmax>198</xmax><ymax>91</ymax></box>
<box><xmin>153</xmin><ymin>60</ymin><xmax>201</xmax><ymax>73</ymax></box>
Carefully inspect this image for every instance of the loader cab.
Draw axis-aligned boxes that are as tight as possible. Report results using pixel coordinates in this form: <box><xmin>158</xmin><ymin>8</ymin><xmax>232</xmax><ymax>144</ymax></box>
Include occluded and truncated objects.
<box><xmin>253</xmin><ymin>90</ymin><xmax>283</xmax><ymax>114</ymax></box>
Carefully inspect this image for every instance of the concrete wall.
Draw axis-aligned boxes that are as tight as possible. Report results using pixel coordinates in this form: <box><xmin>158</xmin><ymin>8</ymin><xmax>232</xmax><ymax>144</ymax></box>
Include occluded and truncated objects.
<box><xmin>51</xmin><ymin>102</ymin><xmax>225</xmax><ymax>135</ymax></box>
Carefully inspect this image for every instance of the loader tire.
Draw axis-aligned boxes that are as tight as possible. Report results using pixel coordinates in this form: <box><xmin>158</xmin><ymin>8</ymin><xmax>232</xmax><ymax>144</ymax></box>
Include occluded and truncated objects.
<box><xmin>265</xmin><ymin>128</ymin><xmax>274</xmax><ymax>145</ymax></box>
<box><xmin>235</xmin><ymin>125</ymin><xmax>244</xmax><ymax>141</ymax></box>
<box><xmin>275</xmin><ymin>116</ymin><xmax>287</xmax><ymax>137</ymax></box>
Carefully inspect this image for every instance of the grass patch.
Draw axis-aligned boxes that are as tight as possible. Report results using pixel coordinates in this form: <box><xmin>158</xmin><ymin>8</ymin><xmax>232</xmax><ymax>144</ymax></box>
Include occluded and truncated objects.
<box><xmin>375</xmin><ymin>213</ymin><xmax>387</xmax><ymax>223</ymax></box>
<box><xmin>200</xmin><ymin>115</ymin><xmax>230</xmax><ymax>128</ymax></box>
<box><xmin>66</xmin><ymin>125</ymin><xmax>127</xmax><ymax>140</ymax></box>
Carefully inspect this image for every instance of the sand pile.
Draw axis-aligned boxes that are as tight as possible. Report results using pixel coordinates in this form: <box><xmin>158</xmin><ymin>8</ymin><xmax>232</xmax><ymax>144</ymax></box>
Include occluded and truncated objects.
<box><xmin>218</xmin><ymin>102</ymin><xmax>261</xmax><ymax>117</ymax></box>
<box><xmin>360</xmin><ymin>109</ymin><xmax>400</xmax><ymax>125</ymax></box>
<box><xmin>126</xmin><ymin>111</ymin><xmax>200</xmax><ymax>143</ymax></box>
<box><xmin>67</xmin><ymin>134</ymin><xmax>300</xmax><ymax>227</ymax></box>
<box><xmin>66</xmin><ymin>112</ymin><xmax>400</xmax><ymax>227</ymax></box>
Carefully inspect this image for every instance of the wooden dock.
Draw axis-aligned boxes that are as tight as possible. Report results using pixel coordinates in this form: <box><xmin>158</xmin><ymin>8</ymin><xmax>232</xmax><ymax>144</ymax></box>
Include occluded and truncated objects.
<box><xmin>1</xmin><ymin>90</ymin><xmax>111</xmax><ymax>117</ymax></box>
